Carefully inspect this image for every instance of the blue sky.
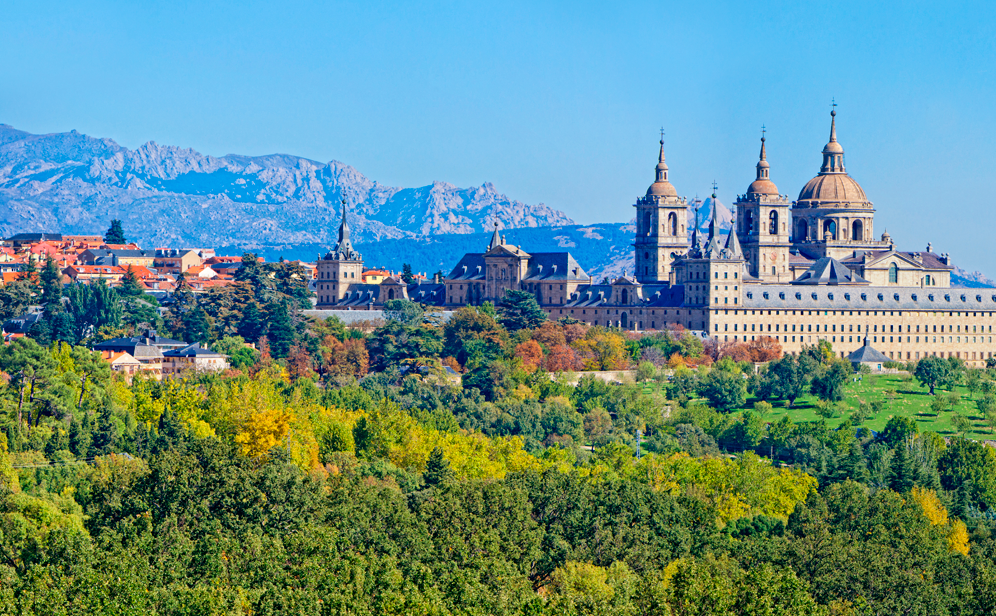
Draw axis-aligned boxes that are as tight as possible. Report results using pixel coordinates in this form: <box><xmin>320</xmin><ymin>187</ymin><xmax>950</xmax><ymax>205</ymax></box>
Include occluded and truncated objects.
<box><xmin>3</xmin><ymin>0</ymin><xmax>995</xmax><ymax>273</ymax></box>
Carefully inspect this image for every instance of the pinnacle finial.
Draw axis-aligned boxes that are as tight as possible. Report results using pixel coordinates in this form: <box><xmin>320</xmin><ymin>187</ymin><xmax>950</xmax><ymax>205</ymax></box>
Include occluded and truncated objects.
<box><xmin>711</xmin><ymin>181</ymin><xmax>718</xmax><ymax>198</ymax></box>
<box><xmin>829</xmin><ymin>100</ymin><xmax>838</xmax><ymax>142</ymax></box>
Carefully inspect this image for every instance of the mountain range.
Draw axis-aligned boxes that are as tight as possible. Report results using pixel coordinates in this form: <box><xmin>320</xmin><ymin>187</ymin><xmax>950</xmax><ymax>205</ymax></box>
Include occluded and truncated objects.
<box><xmin>0</xmin><ymin>123</ymin><xmax>990</xmax><ymax>288</ymax></box>
<box><xmin>0</xmin><ymin>124</ymin><xmax>572</xmax><ymax>247</ymax></box>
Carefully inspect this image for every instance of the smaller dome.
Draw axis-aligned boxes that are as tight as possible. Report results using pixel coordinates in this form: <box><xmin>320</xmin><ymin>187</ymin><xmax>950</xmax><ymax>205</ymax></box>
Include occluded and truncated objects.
<box><xmin>647</xmin><ymin>138</ymin><xmax>677</xmax><ymax>197</ymax></box>
<box><xmin>745</xmin><ymin>136</ymin><xmax>778</xmax><ymax>196</ymax></box>
<box><xmin>647</xmin><ymin>179</ymin><xmax>678</xmax><ymax>197</ymax></box>
<box><xmin>747</xmin><ymin>178</ymin><xmax>779</xmax><ymax>195</ymax></box>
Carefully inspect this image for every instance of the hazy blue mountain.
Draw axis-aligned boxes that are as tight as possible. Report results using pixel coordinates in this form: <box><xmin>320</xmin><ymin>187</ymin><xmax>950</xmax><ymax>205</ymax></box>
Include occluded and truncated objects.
<box><xmin>952</xmin><ymin>268</ymin><xmax>996</xmax><ymax>288</ymax></box>
<box><xmin>687</xmin><ymin>196</ymin><xmax>733</xmax><ymax>233</ymax></box>
<box><xmin>0</xmin><ymin>124</ymin><xmax>573</xmax><ymax>247</ymax></box>
<box><xmin>222</xmin><ymin>223</ymin><xmax>637</xmax><ymax>281</ymax></box>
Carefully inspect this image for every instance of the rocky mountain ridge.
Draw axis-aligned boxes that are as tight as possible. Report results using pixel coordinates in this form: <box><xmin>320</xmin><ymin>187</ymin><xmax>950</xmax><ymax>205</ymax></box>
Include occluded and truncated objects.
<box><xmin>0</xmin><ymin>124</ymin><xmax>573</xmax><ymax>248</ymax></box>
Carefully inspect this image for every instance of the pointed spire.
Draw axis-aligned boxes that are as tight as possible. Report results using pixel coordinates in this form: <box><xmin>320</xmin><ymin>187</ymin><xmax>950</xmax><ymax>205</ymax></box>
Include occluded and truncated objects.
<box><xmin>646</xmin><ymin>129</ymin><xmax>678</xmax><ymax>198</ymax></box>
<box><xmin>655</xmin><ymin>131</ymin><xmax>668</xmax><ymax>181</ymax></box>
<box><xmin>820</xmin><ymin>102</ymin><xmax>845</xmax><ymax>173</ymax></box>
<box><xmin>489</xmin><ymin>221</ymin><xmax>501</xmax><ymax>250</ymax></box>
<box><xmin>704</xmin><ymin>186</ymin><xmax>725</xmax><ymax>258</ymax></box>
<box><xmin>707</xmin><ymin>183</ymin><xmax>719</xmax><ymax>241</ymax></box>
<box><xmin>338</xmin><ymin>197</ymin><xmax>351</xmax><ymax>244</ymax></box>
<box><xmin>724</xmin><ymin>221</ymin><xmax>743</xmax><ymax>258</ymax></box>
<box><xmin>689</xmin><ymin>209</ymin><xmax>701</xmax><ymax>257</ymax></box>
<box><xmin>333</xmin><ymin>197</ymin><xmax>361</xmax><ymax>261</ymax></box>
<box><xmin>829</xmin><ymin>100</ymin><xmax>838</xmax><ymax>144</ymax></box>
<box><xmin>747</xmin><ymin>126</ymin><xmax>778</xmax><ymax>197</ymax></box>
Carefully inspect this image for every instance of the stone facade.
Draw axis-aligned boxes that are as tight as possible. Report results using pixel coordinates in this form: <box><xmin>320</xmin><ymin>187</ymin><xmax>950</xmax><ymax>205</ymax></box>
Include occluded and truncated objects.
<box><xmin>314</xmin><ymin>109</ymin><xmax>994</xmax><ymax>366</ymax></box>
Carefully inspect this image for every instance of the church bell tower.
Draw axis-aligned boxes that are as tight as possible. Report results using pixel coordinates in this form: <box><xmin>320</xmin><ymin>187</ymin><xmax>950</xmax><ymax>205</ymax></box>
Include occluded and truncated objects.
<box><xmin>634</xmin><ymin>131</ymin><xmax>689</xmax><ymax>284</ymax></box>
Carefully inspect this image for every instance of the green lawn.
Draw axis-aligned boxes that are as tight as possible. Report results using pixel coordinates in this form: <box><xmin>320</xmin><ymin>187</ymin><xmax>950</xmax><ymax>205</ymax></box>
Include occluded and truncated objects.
<box><xmin>741</xmin><ymin>374</ymin><xmax>996</xmax><ymax>440</ymax></box>
<box><xmin>634</xmin><ymin>373</ymin><xmax>996</xmax><ymax>440</ymax></box>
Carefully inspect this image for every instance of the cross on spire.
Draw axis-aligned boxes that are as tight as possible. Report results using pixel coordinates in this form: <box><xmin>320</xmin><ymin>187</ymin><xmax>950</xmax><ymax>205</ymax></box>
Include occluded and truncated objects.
<box><xmin>659</xmin><ymin>127</ymin><xmax>665</xmax><ymax>142</ymax></box>
<box><xmin>711</xmin><ymin>180</ymin><xmax>718</xmax><ymax>196</ymax></box>
<box><xmin>761</xmin><ymin>124</ymin><xmax>766</xmax><ymax>139</ymax></box>
<box><xmin>831</xmin><ymin>98</ymin><xmax>837</xmax><ymax>115</ymax></box>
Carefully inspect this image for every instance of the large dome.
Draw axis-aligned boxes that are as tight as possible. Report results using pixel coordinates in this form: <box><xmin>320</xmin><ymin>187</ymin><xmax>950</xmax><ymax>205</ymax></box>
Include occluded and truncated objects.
<box><xmin>796</xmin><ymin>109</ymin><xmax>871</xmax><ymax>207</ymax></box>
<box><xmin>797</xmin><ymin>173</ymin><xmax>868</xmax><ymax>204</ymax></box>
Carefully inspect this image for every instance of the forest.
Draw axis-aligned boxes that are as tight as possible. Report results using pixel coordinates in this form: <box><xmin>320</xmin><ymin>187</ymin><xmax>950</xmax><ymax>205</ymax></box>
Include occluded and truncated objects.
<box><xmin>1</xmin><ymin>253</ymin><xmax>996</xmax><ymax>614</ymax></box>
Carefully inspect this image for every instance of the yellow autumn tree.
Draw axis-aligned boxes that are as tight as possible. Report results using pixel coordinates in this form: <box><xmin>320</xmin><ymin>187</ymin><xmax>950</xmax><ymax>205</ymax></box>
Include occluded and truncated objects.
<box><xmin>911</xmin><ymin>486</ymin><xmax>969</xmax><ymax>555</ymax></box>
<box><xmin>948</xmin><ymin>519</ymin><xmax>970</xmax><ymax>556</ymax></box>
<box><xmin>636</xmin><ymin>451</ymin><xmax>816</xmax><ymax>523</ymax></box>
<box><xmin>235</xmin><ymin>407</ymin><xmax>294</xmax><ymax>459</ymax></box>
<box><xmin>0</xmin><ymin>432</ymin><xmax>20</xmax><ymax>494</ymax></box>
<box><xmin>911</xmin><ymin>486</ymin><xmax>949</xmax><ymax>526</ymax></box>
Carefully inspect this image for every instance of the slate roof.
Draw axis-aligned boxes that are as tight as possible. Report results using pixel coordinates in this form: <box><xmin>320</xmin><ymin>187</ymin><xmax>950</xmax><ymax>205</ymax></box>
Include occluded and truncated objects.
<box><xmin>93</xmin><ymin>330</ymin><xmax>186</xmax><ymax>353</ymax></box>
<box><xmin>744</xmin><ymin>285</ymin><xmax>996</xmax><ymax>311</ymax></box>
<box><xmin>792</xmin><ymin>257</ymin><xmax>869</xmax><ymax>285</ymax></box>
<box><xmin>643</xmin><ymin>285</ymin><xmax>688</xmax><ymax>307</ymax></box>
<box><xmin>163</xmin><ymin>343</ymin><xmax>226</xmax><ymax>358</ymax></box>
<box><xmin>838</xmin><ymin>250</ymin><xmax>954</xmax><ymax>271</ymax></box>
<box><xmin>333</xmin><ymin>284</ymin><xmax>382</xmax><ymax>306</ymax></box>
<box><xmin>564</xmin><ymin>283</ymin><xmax>683</xmax><ymax>308</ymax></box>
<box><xmin>2</xmin><ymin>311</ymin><xmax>44</xmax><ymax>334</ymax></box>
<box><xmin>522</xmin><ymin>253</ymin><xmax>589</xmax><ymax>282</ymax></box>
<box><xmin>564</xmin><ymin>284</ymin><xmax>614</xmax><ymax>307</ymax></box>
<box><xmin>848</xmin><ymin>339</ymin><xmax>891</xmax><ymax>364</ymax></box>
<box><xmin>82</xmin><ymin>249</ymin><xmax>155</xmax><ymax>261</ymax></box>
<box><xmin>6</xmin><ymin>233</ymin><xmax>62</xmax><ymax>242</ymax></box>
<box><xmin>447</xmin><ymin>254</ymin><xmax>486</xmax><ymax>281</ymax></box>
<box><xmin>91</xmin><ymin>339</ymin><xmax>165</xmax><ymax>361</ymax></box>
<box><xmin>408</xmin><ymin>283</ymin><xmax>446</xmax><ymax>305</ymax></box>
<box><xmin>302</xmin><ymin>309</ymin><xmax>458</xmax><ymax>324</ymax></box>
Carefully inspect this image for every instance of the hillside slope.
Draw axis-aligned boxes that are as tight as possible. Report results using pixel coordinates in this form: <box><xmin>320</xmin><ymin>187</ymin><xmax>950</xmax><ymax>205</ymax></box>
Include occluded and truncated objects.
<box><xmin>0</xmin><ymin>124</ymin><xmax>572</xmax><ymax>247</ymax></box>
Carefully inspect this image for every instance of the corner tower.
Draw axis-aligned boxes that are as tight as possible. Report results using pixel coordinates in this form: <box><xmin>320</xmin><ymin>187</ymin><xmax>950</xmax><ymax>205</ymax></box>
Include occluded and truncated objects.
<box><xmin>735</xmin><ymin>130</ymin><xmax>792</xmax><ymax>281</ymax></box>
<box><xmin>316</xmin><ymin>198</ymin><xmax>364</xmax><ymax>306</ymax></box>
<box><xmin>634</xmin><ymin>132</ymin><xmax>689</xmax><ymax>284</ymax></box>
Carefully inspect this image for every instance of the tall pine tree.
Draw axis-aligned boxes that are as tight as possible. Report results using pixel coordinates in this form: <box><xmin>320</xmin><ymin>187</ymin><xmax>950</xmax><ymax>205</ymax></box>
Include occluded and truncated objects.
<box><xmin>835</xmin><ymin>440</ymin><xmax>870</xmax><ymax>484</ymax></box>
<box><xmin>238</xmin><ymin>301</ymin><xmax>266</xmax><ymax>343</ymax></box>
<box><xmin>423</xmin><ymin>446</ymin><xmax>453</xmax><ymax>487</ymax></box>
<box><xmin>39</xmin><ymin>257</ymin><xmax>64</xmax><ymax>311</ymax></box>
<box><xmin>104</xmin><ymin>219</ymin><xmax>127</xmax><ymax>244</ymax></box>
<box><xmin>498</xmin><ymin>290</ymin><xmax>547</xmax><ymax>331</ymax></box>
<box><xmin>265</xmin><ymin>301</ymin><xmax>296</xmax><ymax>359</ymax></box>
<box><xmin>889</xmin><ymin>439</ymin><xmax>917</xmax><ymax>493</ymax></box>
<box><xmin>118</xmin><ymin>266</ymin><xmax>145</xmax><ymax>298</ymax></box>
